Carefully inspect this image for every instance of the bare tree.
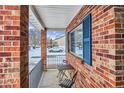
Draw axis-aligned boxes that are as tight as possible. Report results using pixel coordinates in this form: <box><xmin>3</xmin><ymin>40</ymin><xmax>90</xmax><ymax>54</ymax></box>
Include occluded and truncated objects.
<box><xmin>29</xmin><ymin>28</ymin><xmax>41</xmax><ymax>49</ymax></box>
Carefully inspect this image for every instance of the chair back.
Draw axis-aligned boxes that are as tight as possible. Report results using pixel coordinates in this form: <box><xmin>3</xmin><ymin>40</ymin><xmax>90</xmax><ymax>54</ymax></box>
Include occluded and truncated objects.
<box><xmin>72</xmin><ymin>71</ymin><xmax>78</xmax><ymax>82</ymax></box>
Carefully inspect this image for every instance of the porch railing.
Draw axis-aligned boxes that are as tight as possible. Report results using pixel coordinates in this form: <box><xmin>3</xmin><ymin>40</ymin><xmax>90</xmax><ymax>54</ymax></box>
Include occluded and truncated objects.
<box><xmin>47</xmin><ymin>54</ymin><xmax>66</xmax><ymax>69</ymax></box>
<box><xmin>29</xmin><ymin>60</ymin><xmax>43</xmax><ymax>88</ymax></box>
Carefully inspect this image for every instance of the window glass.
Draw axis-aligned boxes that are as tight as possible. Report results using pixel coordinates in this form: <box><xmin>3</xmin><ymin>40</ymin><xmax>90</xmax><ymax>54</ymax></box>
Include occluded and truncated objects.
<box><xmin>70</xmin><ymin>24</ymin><xmax>82</xmax><ymax>58</ymax></box>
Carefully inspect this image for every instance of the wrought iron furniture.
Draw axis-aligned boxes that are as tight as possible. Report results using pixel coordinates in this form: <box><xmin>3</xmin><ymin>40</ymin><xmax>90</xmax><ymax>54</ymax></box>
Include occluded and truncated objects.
<box><xmin>59</xmin><ymin>71</ymin><xmax>77</xmax><ymax>88</ymax></box>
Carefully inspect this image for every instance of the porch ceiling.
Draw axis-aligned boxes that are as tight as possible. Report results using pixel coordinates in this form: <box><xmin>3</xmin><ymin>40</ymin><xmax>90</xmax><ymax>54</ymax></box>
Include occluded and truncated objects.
<box><xmin>32</xmin><ymin>5</ymin><xmax>82</xmax><ymax>31</ymax></box>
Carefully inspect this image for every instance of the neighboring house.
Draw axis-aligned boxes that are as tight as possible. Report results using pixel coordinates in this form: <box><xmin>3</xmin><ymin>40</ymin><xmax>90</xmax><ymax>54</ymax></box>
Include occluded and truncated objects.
<box><xmin>52</xmin><ymin>35</ymin><xmax>65</xmax><ymax>47</ymax></box>
<box><xmin>47</xmin><ymin>38</ymin><xmax>53</xmax><ymax>48</ymax></box>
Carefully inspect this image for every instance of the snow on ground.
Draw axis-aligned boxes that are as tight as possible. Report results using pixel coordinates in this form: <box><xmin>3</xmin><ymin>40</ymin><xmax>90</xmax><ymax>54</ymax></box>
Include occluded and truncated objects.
<box><xmin>29</xmin><ymin>47</ymin><xmax>41</xmax><ymax>72</ymax></box>
<box><xmin>29</xmin><ymin>47</ymin><xmax>65</xmax><ymax>72</ymax></box>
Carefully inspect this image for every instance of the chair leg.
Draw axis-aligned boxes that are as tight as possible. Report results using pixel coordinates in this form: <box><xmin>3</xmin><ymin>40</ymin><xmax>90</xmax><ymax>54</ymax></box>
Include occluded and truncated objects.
<box><xmin>57</xmin><ymin>71</ymin><xmax>61</xmax><ymax>78</ymax></box>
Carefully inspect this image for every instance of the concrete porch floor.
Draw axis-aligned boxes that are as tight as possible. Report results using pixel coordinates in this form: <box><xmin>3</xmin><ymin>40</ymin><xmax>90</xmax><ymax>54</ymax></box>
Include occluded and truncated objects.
<box><xmin>38</xmin><ymin>69</ymin><xmax>60</xmax><ymax>88</ymax></box>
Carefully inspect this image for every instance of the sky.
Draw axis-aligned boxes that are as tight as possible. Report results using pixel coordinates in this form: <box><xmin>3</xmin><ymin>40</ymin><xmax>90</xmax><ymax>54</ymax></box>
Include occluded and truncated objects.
<box><xmin>47</xmin><ymin>31</ymin><xmax>65</xmax><ymax>40</ymax></box>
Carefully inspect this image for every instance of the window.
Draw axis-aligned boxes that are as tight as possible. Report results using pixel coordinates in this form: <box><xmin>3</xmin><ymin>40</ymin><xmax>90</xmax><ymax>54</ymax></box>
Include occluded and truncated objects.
<box><xmin>82</xmin><ymin>14</ymin><xmax>92</xmax><ymax>65</ymax></box>
<box><xmin>69</xmin><ymin>24</ymin><xmax>82</xmax><ymax>58</ymax></box>
<box><xmin>69</xmin><ymin>14</ymin><xmax>92</xmax><ymax>66</ymax></box>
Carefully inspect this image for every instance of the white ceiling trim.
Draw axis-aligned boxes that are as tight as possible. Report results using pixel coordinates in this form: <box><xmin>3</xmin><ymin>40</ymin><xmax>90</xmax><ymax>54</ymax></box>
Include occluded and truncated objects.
<box><xmin>29</xmin><ymin>6</ymin><xmax>44</xmax><ymax>31</ymax></box>
<box><xmin>47</xmin><ymin>28</ymin><xmax>65</xmax><ymax>32</ymax></box>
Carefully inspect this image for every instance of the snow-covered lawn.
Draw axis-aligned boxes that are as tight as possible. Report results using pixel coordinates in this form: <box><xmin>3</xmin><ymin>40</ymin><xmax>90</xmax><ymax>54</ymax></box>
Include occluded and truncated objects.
<box><xmin>29</xmin><ymin>47</ymin><xmax>41</xmax><ymax>72</ymax></box>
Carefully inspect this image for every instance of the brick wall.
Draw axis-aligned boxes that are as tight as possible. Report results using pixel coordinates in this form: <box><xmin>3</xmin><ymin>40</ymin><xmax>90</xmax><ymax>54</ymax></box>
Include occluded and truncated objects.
<box><xmin>66</xmin><ymin>5</ymin><xmax>124</xmax><ymax>88</ymax></box>
<box><xmin>41</xmin><ymin>28</ymin><xmax>47</xmax><ymax>70</ymax></box>
<box><xmin>0</xmin><ymin>5</ymin><xmax>29</xmax><ymax>88</ymax></box>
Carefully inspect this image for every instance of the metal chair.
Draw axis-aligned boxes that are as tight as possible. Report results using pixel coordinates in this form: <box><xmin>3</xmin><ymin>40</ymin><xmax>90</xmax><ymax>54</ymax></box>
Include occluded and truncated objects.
<box><xmin>59</xmin><ymin>71</ymin><xmax>77</xmax><ymax>88</ymax></box>
<box><xmin>57</xmin><ymin>60</ymin><xmax>73</xmax><ymax>82</ymax></box>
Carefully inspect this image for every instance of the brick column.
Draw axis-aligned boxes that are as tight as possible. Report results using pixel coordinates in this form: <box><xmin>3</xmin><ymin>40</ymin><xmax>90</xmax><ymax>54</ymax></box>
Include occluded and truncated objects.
<box><xmin>41</xmin><ymin>28</ymin><xmax>47</xmax><ymax>71</ymax></box>
<box><xmin>0</xmin><ymin>5</ymin><xmax>29</xmax><ymax>88</ymax></box>
<box><xmin>20</xmin><ymin>5</ymin><xmax>29</xmax><ymax>88</ymax></box>
<box><xmin>114</xmin><ymin>6</ymin><xmax>124</xmax><ymax>87</ymax></box>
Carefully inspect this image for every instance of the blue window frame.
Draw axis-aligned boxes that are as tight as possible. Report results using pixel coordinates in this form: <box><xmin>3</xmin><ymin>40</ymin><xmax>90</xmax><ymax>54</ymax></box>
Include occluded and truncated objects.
<box><xmin>70</xmin><ymin>31</ymin><xmax>75</xmax><ymax>53</ymax></box>
<box><xmin>82</xmin><ymin>14</ymin><xmax>92</xmax><ymax>65</ymax></box>
<box><xmin>66</xmin><ymin>32</ymin><xmax>69</xmax><ymax>52</ymax></box>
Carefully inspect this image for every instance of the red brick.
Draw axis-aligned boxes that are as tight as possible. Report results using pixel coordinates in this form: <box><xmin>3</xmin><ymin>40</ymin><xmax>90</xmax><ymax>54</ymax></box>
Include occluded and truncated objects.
<box><xmin>109</xmin><ymin>19</ymin><xmax>115</xmax><ymax>24</ymax></box>
<box><xmin>13</xmin><ymin>21</ymin><xmax>20</xmax><ymax>26</ymax></box>
<box><xmin>0</xmin><ymin>5</ymin><xmax>3</xmax><ymax>9</ymax></box>
<box><xmin>3</xmin><ymin>21</ymin><xmax>12</xmax><ymax>25</ymax></box>
<box><xmin>0</xmin><ymin>42</ymin><xmax>11</xmax><ymax>46</ymax></box>
<box><xmin>109</xmin><ymin>79</ymin><xmax>116</xmax><ymax>86</ymax></box>
<box><xmin>0</xmin><ymin>11</ymin><xmax>11</xmax><ymax>15</ymax></box>
<box><xmin>0</xmin><ymin>16</ymin><xmax>3</xmax><ymax>20</ymax></box>
<box><xmin>0</xmin><ymin>69</ymin><xmax>3</xmax><ymax>73</ymax></box>
<box><xmin>116</xmin><ymin>76</ymin><xmax>123</xmax><ymax>81</ymax></box>
<box><xmin>116</xmin><ymin>50</ymin><xmax>124</xmax><ymax>54</ymax></box>
<box><xmin>96</xmin><ymin>67</ymin><xmax>104</xmax><ymax>73</ymax></box>
<box><xmin>104</xmin><ymin>54</ymin><xmax>121</xmax><ymax>60</ymax></box>
<box><xmin>0</xmin><ymin>47</ymin><xmax>3</xmax><ymax>51</ymax></box>
<box><xmin>4</xmin><ymin>36</ymin><xmax>20</xmax><ymax>40</ymax></box>
<box><xmin>3</xmin><ymin>42</ymin><xmax>11</xmax><ymax>46</ymax></box>
<box><xmin>0</xmin><ymin>36</ymin><xmax>3</xmax><ymax>40</ymax></box>
<box><xmin>115</xmin><ymin>66</ymin><xmax>123</xmax><ymax>70</ymax></box>
<box><xmin>0</xmin><ymin>31</ymin><xmax>11</xmax><ymax>35</ymax></box>
<box><xmin>12</xmin><ymin>52</ymin><xmax>20</xmax><ymax>57</ymax></box>
<box><xmin>4</xmin><ymin>16</ymin><xmax>20</xmax><ymax>20</ymax></box>
<box><xmin>109</xmin><ymin>69</ymin><xmax>116</xmax><ymax>75</ymax></box>
<box><xmin>13</xmin><ymin>84</ymin><xmax>20</xmax><ymax>88</ymax></box>
<box><xmin>115</xmin><ymin>29</ymin><xmax>124</xmax><ymax>33</ymax></box>
<box><xmin>5</xmin><ymin>58</ymin><xmax>12</xmax><ymax>62</ymax></box>
<box><xmin>4</xmin><ymin>68</ymin><xmax>19</xmax><ymax>73</ymax></box>
<box><xmin>0</xmin><ymin>74</ymin><xmax>5</xmax><ymax>79</ymax></box>
<box><xmin>110</xmin><ymin>39</ymin><xmax>124</xmax><ymax>44</ymax></box>
<box><xmin>4</xmin><ymin>85</ymin><xmax>12</xmax><ymax>88</ymax></box>
<box><xmin>115</xmin><ymin>8</ymin><xmax>124</xmax><ymax>12</ymax></box>
<box><xmin>13</xmin><ymin>57</ymin><xmax>20</xmax><ymax>62</ymax></box>
<box><xmin>4</xmin><ymin>26</ymin><xmax>19</xmax><ymax>30</ymax></box>
<box><xmin>13</xmin><ymin>42</ymin><xmax>20</xmax><ymax>46</ymax></box>
<box><xmin>0</xmin><ymin>58</ymin><xmax>2</xmax><ymax>62</ymax></box>
<box><xmin>104</xmin><ymin>24</ymin><xmax>115</xmax><ymax>30</ymax></box>
<box><xmin>115</xmin><ymin>39</ymin><xmax>124</xmax><ymax>44</ymax></box>
<box><xmin>100</xmin><ymin>65</ymin><xmax>109</xmax><ymax>72</ymax></box>
<box><xmin>104</xmin><ymin>34</ymin><xmax>121</xmax><ymax>39</ymax></box>
<box><xmin>115</xmin><ymin>23</ymin><xmax>122</xmax><ymax>28</ymax></box>
<box><xmin>0</xmin><ymin>21</ymin><xmax>3</xmax><ymax>25</ymax></box>
<box><xmin>116</xmin><ymin>81</ymin><xmax>124</xmax><ymax>86</ymax></box>
<box><xmin>12</xmin><ymin>30</ymin><xmax>20</xmax><ymax>36</ymax></box>
<box><xmin>103</xmin><ymin>6</ymin><xmax>113</xmax><ymax>12</ymax></box>
<box><xmin>0</xmin><ymin>52</ymin><xmax>11</xmax><ymax>57</ymax></box>
<box><xmin>4</xmin><ymin>47</ymin><xmax>20</xmax><ymax>51</ymax></box>
<box><xmin>100</xmin><ymin>49</ymin><xmax>109</xmax><ymax>53</ymax></box>
<box><xmin>96</xmin><ymin>53</ymin><xmax>103</xmax><ymax>57</ymax></box>
<box><xmin>5</xmin><ymin>6</ymin><xmax>20</xmax><ymax>10</ymax></box>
